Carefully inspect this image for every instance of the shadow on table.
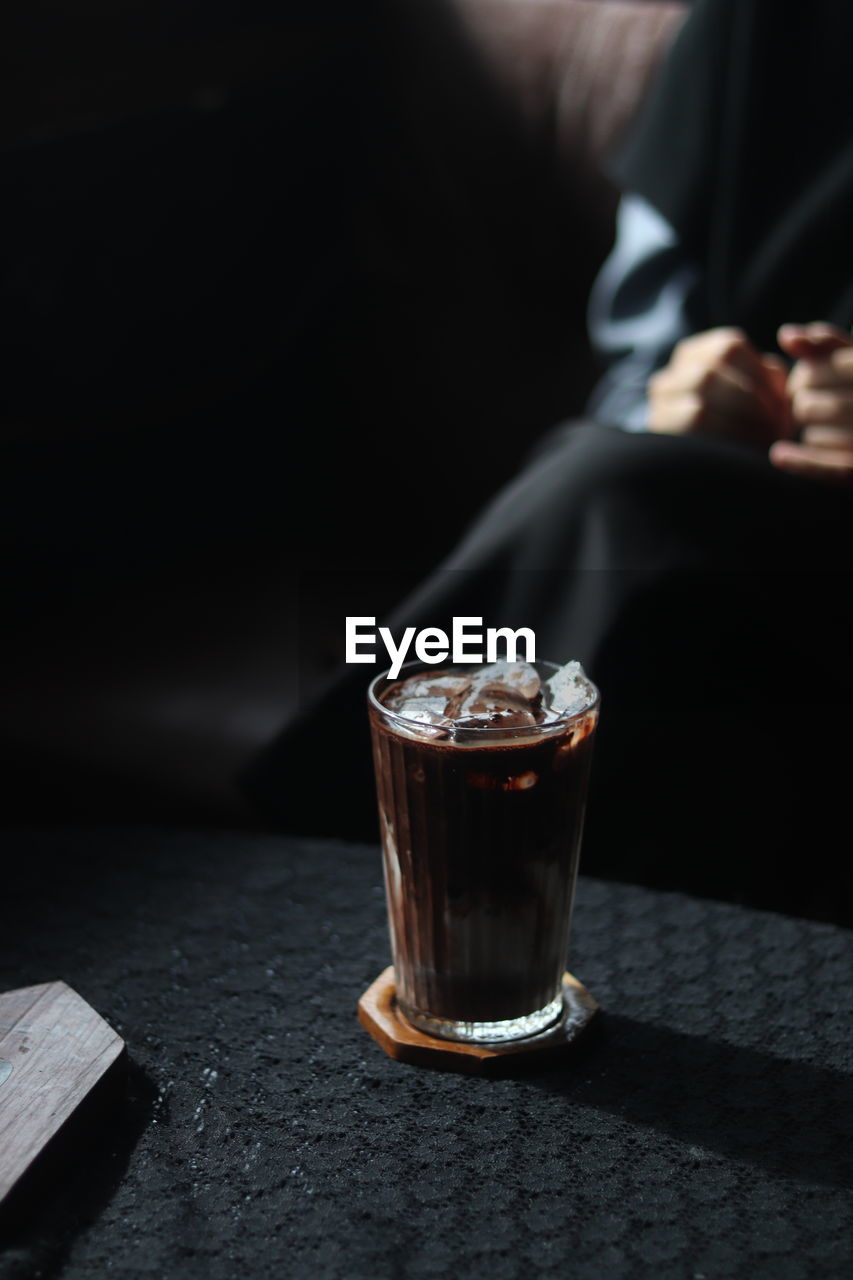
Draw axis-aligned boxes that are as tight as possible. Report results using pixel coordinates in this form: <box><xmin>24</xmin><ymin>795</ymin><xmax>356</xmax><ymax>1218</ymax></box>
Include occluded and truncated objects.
<box><xmin>531</xmin><ymin>1013</ymin><xmax>853</xmax><ymax>1191</ymax></box>
<box><xmin>0</xmin><ymin>1059</ymin><xmax>157</xmax><ymax>1279</ymax></box>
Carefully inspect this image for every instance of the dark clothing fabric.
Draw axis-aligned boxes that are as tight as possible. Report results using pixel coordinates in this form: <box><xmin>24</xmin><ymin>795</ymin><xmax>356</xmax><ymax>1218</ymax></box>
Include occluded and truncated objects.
<box><xmin>614</xmin><ymin>0</ymin><xmax>853</xmax><ymax>347</ymax></box>
<box><xmin>245</xmin><ymin>423</ymin><xmax>853</xmax><ymax>924</ymax></box>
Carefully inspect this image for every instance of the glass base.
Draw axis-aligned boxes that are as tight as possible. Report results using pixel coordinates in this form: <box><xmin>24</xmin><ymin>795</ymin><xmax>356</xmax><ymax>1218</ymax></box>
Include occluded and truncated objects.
<box><xmin>398</xmin><ymin>993</ymin><xmax>565</xmax><ymax>1045</ymax></box>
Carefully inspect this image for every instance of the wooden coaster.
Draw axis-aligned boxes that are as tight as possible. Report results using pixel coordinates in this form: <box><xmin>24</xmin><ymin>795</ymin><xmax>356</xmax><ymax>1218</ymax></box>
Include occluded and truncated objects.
<box><xmin>358</xmin><ymin>967</ymin><xmax>599</xmax><ymax>1075</ymax></box>
<box><xmin>0</xmin><ymin>981</ymin><xmax>126</xmax><ymax>1213</ymax></box>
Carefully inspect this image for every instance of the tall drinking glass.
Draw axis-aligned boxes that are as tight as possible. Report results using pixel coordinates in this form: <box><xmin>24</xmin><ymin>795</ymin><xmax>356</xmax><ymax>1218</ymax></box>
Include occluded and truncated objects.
<box><xmin>368</xmin><ymin>660</ymin><xmax>599</xmax><ymax>1044</ymax></box>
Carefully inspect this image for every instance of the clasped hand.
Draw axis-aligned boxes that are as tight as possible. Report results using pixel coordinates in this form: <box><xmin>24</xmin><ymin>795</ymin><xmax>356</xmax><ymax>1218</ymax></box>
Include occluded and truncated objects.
<box><xmin>647</xmin><ymin>322</ymin><xmax>853</xmax><ymax>486</ymax></box>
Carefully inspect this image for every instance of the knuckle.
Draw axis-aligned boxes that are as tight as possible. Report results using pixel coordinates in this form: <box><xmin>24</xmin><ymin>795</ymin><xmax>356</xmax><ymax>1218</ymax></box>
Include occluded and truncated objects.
<box><xmin>717</xmin><ymin>335</ymin><xmax>748</xmax><ymax>364</ymax></box>
<box><xmin>712</xmin><ymin>325</ymin><xmax>746</xmax><ymax>350</ymax></box>
<box><xmin>801</xmin><ymin>426</ymin><xmax>836</xmax><ymax>447</ymax></box>
<box><xmin>793</xmin><ymin>390</ymin><xmax>821</xmax><ymax>422</ymax></box>
<box><xmin>787</xmin><ymin>364</ymin><xmax>810</xmax><ymax>394</ymax></box>
<box><xmin>682</xmin><ymin>396</ymin><xmax>705</xmax><ymax>432</ymax></box>
<box><xmin>833</xmin><ymin>348</ymin><xmax>853</xmax><ymax>376</ymax></box>
<box><xmin>670</xmin><ymin>336</ymin><xmax>694</xmax><ymax>364</ymax></box>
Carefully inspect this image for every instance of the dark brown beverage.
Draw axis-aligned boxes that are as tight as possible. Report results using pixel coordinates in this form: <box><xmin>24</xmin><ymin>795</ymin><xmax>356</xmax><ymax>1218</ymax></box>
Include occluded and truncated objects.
<box><xmin>368</xmin><ymin>660</ymin><xmax>598</xmax><ymax>1043</ymax></box>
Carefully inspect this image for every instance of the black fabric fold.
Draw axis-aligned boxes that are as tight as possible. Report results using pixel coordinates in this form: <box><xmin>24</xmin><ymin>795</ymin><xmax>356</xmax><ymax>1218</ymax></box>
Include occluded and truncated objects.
<box><xmin>612</xmin><ymin>0</ymin><xmax>853</xmax><ymax>346</ymax></box>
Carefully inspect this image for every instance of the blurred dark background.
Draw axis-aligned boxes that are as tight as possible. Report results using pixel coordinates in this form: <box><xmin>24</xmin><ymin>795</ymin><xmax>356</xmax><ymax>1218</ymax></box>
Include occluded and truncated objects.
<box><xmin>0</xmin><ymin>0</ymin><xmax>684</xmax><ymax>825</ymax></box>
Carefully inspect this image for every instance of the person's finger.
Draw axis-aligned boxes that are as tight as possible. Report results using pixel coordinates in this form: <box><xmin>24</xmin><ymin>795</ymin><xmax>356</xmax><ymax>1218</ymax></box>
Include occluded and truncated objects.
<box><xmin>800</xmin><ymin>424</ymin><xmax>853</xmax><ymax>449</ymax></box>
<box><xmin>671</xmin><ymin>327</ymin><xmax>750</xmax><ymax>363</ymax></box>
<box><xmin>674</xmin><ymin>327</ymin><xmax>778</xmax><ymax>390</ymax></box>
<box><xmin>761</xmin><ymin>353</ymin><xmax>789</xmax><ymax>384</ymax></box>
<box><xmin>788</xmin><ymin>345</ymin><xmax>853</xmax><ymax>392</ymax></box>
<box><xmin>769</xmin><ymin>439</ymin><xmax>853</xmax><ymax>486</ymax></box>
<box><xmin>791</xmin><ymin>388</ymin><xmax>853</xmax><ymax>428</ymax></box>
<box><xmin>760</xmin><ymin>354</ymin><xmax>795</xmax><ymax>437</ymax></box>
<box><xmin>649</xmin><ymin>369</ymin><xmax>770</xmax><ymax>438</ymax></box>
<box><xmin>777</xmin><ymin>322</ymin><xmax>853</xmax><ymax>361</ymax></box>
<box><xmin>704</xmin><ymin>363</ymin><xmax>770</xmax><ymax>421</ymax></box>
<box><xmin>650</xmin><ymin>329</ymin><xmax>788</xmax><ymax>440</ymax></box>
<box><xmin>648</xmin><ymin>391</ymin><xmax>705</xmax><ymax>434</ymax></box>
<box><xmin>654</xmin><ymin>355</ymin><xmax>755</xmax><ymax>398</ymax></box>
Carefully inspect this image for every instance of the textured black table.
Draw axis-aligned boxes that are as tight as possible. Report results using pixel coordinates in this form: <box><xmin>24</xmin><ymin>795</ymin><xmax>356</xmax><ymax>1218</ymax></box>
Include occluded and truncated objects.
<box><xmin>1</xmin><ymin>828</ymin><xmax>852</xmax><ymax>1279</ymax></box>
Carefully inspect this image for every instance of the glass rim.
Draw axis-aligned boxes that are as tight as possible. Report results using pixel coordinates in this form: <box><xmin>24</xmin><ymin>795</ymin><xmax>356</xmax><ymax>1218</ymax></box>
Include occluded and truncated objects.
<box><xmin>367</xmin><ymin>658</ymin><xmax>600</xmax><ymax>737</ymax></box>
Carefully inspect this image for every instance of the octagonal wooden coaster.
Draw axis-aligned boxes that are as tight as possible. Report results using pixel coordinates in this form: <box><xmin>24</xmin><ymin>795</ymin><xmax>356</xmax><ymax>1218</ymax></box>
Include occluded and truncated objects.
<box><xmin>358</xmin><ymin>967</ymin><xmax>599</xmax><ymax>1075</ymax></box>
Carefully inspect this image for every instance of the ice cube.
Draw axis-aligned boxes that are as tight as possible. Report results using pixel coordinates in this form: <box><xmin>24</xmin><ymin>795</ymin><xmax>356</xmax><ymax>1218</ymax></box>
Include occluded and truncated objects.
<box><xmin>452</xmin><ymin>660</ymin><xmax>542</xmax><ymax>721</ymax></box>
<box><xmin>403</xmin><ymin>675</ymin><xmax>471</xmax><ymax>702</ymax></box>
<box><xmin>545</xmin><ymin>660</ymin><xmax>596</xmax><ymax>717</ymax></box>
<box><xmin>394</xmin><ymin>696</ymin><xmax>453</xmax><ymax>726</ymax></box>
<box><xmin>470</xmin><ymin>661</ymin><xmax>540</xmax><ymax>701</ymax></box>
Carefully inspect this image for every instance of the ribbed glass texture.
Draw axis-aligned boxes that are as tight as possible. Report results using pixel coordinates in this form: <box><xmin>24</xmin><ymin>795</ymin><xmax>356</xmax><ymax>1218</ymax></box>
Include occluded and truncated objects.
<box><xmin>368</xmin><ymin>663</ymin><xmax>598</xmax><ymax>1044</ymax></box>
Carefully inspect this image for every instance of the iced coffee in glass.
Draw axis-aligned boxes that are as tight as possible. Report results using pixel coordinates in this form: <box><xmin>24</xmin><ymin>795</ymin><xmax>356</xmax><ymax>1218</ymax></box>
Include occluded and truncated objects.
<box><xmin>368</xmin><ymin>659</ymin><xmax>599</xmax><ymax>1044</ymax></box>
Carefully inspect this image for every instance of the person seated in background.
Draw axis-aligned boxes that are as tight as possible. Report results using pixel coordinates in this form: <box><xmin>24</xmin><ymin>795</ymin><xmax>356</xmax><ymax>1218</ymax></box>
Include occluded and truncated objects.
<box><xmin>245</xmin><ymin>0</ymin><xmax>853</xmax><ymax>925</ymax></box>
